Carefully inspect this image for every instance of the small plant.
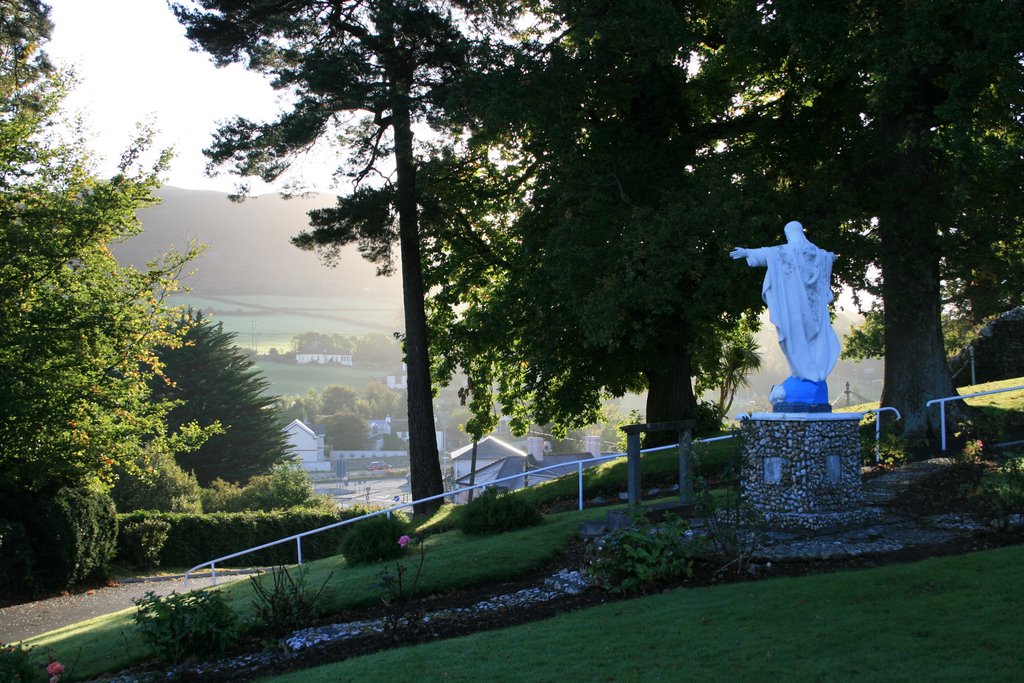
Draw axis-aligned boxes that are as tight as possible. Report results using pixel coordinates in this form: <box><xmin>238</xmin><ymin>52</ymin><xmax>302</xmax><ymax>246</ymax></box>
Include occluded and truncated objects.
<box><xmin>460</xmin><ymin>488</ymin><xmax>544</xmax><ymax>535</ymax></box>
<box><xmin>0</xmin><ymin>642</ymin><xmax>43</xmax><ymax>682</ymax></box>
<box><xmin>379</xmin><ymin>534</ymin><xmax>429</xmax><ymax>640</ymax></box>
<box><xmin>586</xmin><ymin>514</ymin><xmax>698</xmax><ymax>594</ymax></box>
<box><xmin>46</xmin><ymin>660</ymin><xmax>64</xmax><ymax>683</ymax></box>
<box><xmin>960</xmin><ymin>438</ymin><xmax>986</xmax><ymax>464</ymax></box>
<box><xmin>975</xmin><ymin>458</ymin><xmax>1024</xmax><ymax>530</ymax></box>
<box><xmin>696</xmin><ymin>482</ymin><xmax>762</xmax><ymax>576</ymax></box>
<box><xmin>249</xmin><ymin>565</ymin><xmax>333</xmax><ymax>638</ymax></box>
<box><xmin>859</xmin><ymin>416</ymin><xmax>909</xmax><ymax>467</ymax></box>
<box><xmin>117</xmin><ymin>517</ymin><xmax>171</xmax><ymax>570</ymax></box>
<box><xmin>340</xmin><ymin>513</ymin><xmax>411</xmax><ymax>565</ymax></box>
<box><xmin>133</xmin><ymin>589</ymin><xmax>239</xmax><ymax>663</ymax></box>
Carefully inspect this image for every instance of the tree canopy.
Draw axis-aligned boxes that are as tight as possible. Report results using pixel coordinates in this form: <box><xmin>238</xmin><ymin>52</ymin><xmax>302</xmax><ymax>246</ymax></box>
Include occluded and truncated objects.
<box><xmin>719</xmin><ymin>0</ymin><xmax>1024</xmax><ymax>435</ymax></box>
<box><xmin>0</xmin><ymin>4</ymin><xmax>204</xmax><ymax>493</ymax></box>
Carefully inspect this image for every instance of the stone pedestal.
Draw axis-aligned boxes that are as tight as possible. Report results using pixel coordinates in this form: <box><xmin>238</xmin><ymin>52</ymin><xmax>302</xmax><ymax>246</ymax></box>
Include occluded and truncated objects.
<box><xmin>739</xmin><ymin>413</ymin><xmax>881</xmax><ymax>531</ymax></box>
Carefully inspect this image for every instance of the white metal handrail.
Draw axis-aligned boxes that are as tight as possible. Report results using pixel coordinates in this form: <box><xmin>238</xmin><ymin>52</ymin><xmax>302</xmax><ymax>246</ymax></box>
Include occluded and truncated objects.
<box><xmin>183</xmin><ymin>434</ymin><xmax>736</xmax><ymax>588</ymax></box>
<box><xmin>863</xmin><ymin>406</ymin><xmax>902</xmax><ymax>463</ymax></box>
<box><xmin>926</xmin><ymin>384</ymin><xmax>1024</xmax><ymax>451</ymax></box>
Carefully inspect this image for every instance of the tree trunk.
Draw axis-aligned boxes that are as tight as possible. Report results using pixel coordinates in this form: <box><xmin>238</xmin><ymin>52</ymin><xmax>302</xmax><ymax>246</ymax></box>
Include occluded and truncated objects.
<box><xmin>643</xmin><ymin>344</ymin><xmax>697</xmax><ymax>447</ymax></box>
<box><xmin>467</xmin><ymin>439</ymin><xmax>478</xmax><ymax>503</ymax></box>
<box><xmin>877</xmin><ymin>143</ymin><xmax>964</xmax><ymax>445</ymax></box>
<box><xmin>391</xmin><ymin>91</ymin><xmax>443</xmax><ymax>515</ymax></box>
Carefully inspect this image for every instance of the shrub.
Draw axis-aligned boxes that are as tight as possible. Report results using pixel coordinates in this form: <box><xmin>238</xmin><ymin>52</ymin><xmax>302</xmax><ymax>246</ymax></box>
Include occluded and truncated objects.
<box><xmin>0</xmin><ymin>519</ymin><xmax>35</xmax><ymax>597</ymax></box>
<box><xmin>238</xmin><ymin>466</ymin><xmax>323</xmax><ymax>511</ymax></box>
<box><xmin>200</xmin><ymin>478</ymin><xmax>246</xmax><ymax>513</ymax></box>
<box><xmin>859</xmin><ymin>416</ymin><xmax>909</xmax><ymax>467</ymax></box>
<box><xmin>586</xmin><ymin>514</ymin><xmax>697</xmax><ymax>594</ymax></box>
<box><xmin>460</xmin><ymin>489</ymin><xmax>543</xmax><ymax>535</ymax></box>
<box><xmin>118</xmin><ymin>518</ymin><xmax>172</xmax><ymax>571</ymax></box>
<box><xmin>133</xmin><ymin>589</ymin><xmax>239</xmax><ymax>663</ymax></box>
<box><xmin>0</xmin><ymin>643</ymin><xmax>43</xmax><ymax>683</ymax></box>
<box><xmin>5</xmin><ymin>486</ymin><xmax>119</xmax><ymax>592</ymax></box>
<box><xmin>112</xmin><ymin>451</ymin><xmax>203</xmax><ymax>513</ymax></box>
<box><xmin>249</xmin><ymin>565</ymin><xmax>333</xmax><ymax>638</ymax></box>
<box><xmin>340</xmin><ymin>513</ymin><xmax>411</xmax><ymax>565</ymax></box>
<box><xmin>202</xmin><ymin>466</ymin><xmax>327</xmax><ymax>513</ymax></box>
<box><xmin>976</xmin><ymin>458</ymin><xmax>1024</xmax><ymax>530</ymax></box>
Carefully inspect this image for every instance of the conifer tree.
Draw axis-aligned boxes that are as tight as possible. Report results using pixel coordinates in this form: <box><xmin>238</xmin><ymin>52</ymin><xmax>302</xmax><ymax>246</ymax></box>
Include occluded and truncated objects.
<box><xmin>153</xmin><ymin>311</ymin><xmax>292</xmax><ymax>485</ymax></box>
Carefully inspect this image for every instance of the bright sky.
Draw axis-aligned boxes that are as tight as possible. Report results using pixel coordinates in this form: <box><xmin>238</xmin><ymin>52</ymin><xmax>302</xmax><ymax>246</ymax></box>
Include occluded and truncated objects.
<box><xmin>46</xmin><ymin>0</ymin><xmax>334</xmax><ymax>193</ymax></box>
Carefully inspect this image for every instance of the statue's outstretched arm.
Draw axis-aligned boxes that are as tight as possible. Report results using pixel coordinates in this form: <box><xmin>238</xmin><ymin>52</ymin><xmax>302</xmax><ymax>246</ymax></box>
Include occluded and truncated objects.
<box><xmin>730</xmin><ymin>247</ymin><xmax>748</xmax><ymax>260</ymax></box>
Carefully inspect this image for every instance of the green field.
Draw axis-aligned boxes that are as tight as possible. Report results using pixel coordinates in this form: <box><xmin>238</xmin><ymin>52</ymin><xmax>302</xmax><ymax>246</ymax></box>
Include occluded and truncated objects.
<box><xmin>165</xmin><ymin>293</ymin><xmax>406</xmax><ymax>396</ymax></box>
<box><xmin>169</xmin><ymin>293</ymin><xmax>403</xmax><ymax>352</ymax></box>
<box><xmin>256</xmin><ymin>360</ymin><xmax>394</xmax><ymax>396</ymax></box>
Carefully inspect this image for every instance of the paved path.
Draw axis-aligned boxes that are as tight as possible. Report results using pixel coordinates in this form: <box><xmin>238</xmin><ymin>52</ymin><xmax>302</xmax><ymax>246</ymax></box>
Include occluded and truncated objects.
<box><xmin>0</xmin><ymin>571</ymin><xmax>257</xmax><ymax>645</ymax></box>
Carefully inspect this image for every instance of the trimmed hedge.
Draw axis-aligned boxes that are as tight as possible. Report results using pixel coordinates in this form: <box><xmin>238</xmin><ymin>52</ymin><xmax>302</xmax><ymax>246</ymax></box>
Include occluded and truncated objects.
<box><xmin>117</xmin><ymin>506</ymin><xmax>376</xmax><ymax>568</ymax></box>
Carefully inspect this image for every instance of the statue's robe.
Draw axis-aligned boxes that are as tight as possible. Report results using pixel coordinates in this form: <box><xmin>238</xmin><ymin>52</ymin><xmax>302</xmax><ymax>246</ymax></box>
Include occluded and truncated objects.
<box><xmin>743</xmin><ymin>242</ymin><xmax>840</xmax><ymax>383</ymax></box>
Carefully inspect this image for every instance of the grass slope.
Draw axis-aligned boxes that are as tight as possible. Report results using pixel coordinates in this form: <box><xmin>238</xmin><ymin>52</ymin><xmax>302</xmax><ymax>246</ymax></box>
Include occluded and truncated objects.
<box><xmin>263</xmin><ymin>544</ymin><xmax>1024</xmax><ymax>682</ymax></box>
<box><xmin>21</xmin><ymin>510</ymin><xmax>602</xmax><ymax>679</ymax></box>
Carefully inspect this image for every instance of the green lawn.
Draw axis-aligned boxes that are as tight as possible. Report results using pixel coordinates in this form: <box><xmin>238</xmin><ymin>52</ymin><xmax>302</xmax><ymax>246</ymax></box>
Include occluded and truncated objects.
<box><xmin>261</xmin><ymin>544</ymin><xmax>1024</xmax><ymax>682</ymax></box>
<box><xmin>844</xmin><ymin>376</ymin><xmax>1024</xmax><ymax>414</ymax></box>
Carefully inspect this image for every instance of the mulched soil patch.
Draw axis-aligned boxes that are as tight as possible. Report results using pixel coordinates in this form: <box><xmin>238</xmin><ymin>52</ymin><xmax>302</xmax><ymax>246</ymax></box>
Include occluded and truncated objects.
<box><xmin>121</xmin><ymin>460</ymin><xmax>1024</xmax><ymax>682</ymax></box>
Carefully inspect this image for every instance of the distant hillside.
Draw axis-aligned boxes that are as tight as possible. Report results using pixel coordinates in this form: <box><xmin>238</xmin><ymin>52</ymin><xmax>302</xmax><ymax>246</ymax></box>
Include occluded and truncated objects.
<box><xmin>114</xmin><ymin>186</ymin><xmax>402</xmax><ymax>299</ymax></box>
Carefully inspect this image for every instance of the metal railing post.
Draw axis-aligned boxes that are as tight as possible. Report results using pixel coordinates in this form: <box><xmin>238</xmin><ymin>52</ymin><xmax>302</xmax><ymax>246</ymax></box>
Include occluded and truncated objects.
<box><xmin>939</xmin><ymin>401</ymin><xmax>947</xmax><ymax>451</ymax></box>
<box><xmin>578</xmin><ymin>462</ymin><xmax>584</xmax><ymax>511</ymax></box>
<box><xmin>297</xmin><ymin>536</ymin><xmax>303</xmax><ymax>565</ymax></box>
<box><xmin>866</xmin><ymin>406</ymin><xmax>902</xmax><ymax>463</ymax></box>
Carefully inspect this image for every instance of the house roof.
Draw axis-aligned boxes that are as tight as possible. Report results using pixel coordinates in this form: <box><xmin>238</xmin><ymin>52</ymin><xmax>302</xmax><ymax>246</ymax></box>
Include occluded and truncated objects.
<box><xmin>450</xmin><ymin>435</ymin><xmax>527</xmax><ymax>460</ymax></box>
<box><xmin>285</xmin><ymin>419</ymin><xmax>315</xmax><ymax>437</ymax></box>
<box><xmin>455</xmin><ymin>456</ymin><xmax>526</xmax><ymax>487</ymax></box>
<box><xmin>527</xmin><ymin>452</ymin><xmax>601</xmax><ymax>480</ymax></box>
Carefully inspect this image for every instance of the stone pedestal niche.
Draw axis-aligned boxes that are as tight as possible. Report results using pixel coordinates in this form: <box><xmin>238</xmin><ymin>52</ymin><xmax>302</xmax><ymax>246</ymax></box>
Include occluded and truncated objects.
<box><xmin>739</xmin><ymin>413</ymin><xmax>881</xmax><ymax>531</ymax></box>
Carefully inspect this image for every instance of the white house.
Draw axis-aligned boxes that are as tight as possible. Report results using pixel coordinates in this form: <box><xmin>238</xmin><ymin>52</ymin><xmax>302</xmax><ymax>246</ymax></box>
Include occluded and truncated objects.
<box><xmin>387</xmin><ymin>363</ymin><xmax>408</xmax><ymax>390</ymax></box>
<box><xmin>284</xmin><ymin>419</ymin><xmax>332</xmax><ymax>473</ymax></box>
<box><xmin>295</xmin><ymin>353</ymin><xmax>353</xmax><ymax>365</ymax></box>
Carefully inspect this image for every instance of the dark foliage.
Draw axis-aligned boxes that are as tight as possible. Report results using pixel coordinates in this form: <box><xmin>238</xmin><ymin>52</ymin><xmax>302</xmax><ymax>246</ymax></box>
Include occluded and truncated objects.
<box><xmin>0</xmin><ymin>486</ymin><xmax>117</xmax><ymax>594</ymax></box>
<box><xmin>460</xmin><ymin>489</ymin><xmax>543</xmax><ymax>535</ymax></box>
<box><xmin>151</xmin><ymin>311</ymin><xmax>291</xmax><ymax>485</ymax></box>
<box><xmin>340</xmin><ymin>513</ymin><xmax>411</xmax><ymax>565</ymax></box>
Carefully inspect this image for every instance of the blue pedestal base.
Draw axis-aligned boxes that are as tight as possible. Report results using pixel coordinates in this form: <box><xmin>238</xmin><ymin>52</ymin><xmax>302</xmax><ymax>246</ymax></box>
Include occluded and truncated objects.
<box><xmin>771</xmin><ymin>377</ymin><xmax>831</xmax><ymax>414</ymax></box>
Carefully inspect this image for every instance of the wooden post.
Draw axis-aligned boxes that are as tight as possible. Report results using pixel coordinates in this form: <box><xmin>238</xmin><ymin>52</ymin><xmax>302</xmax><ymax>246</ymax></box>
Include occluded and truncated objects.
<box><xmin>620</xmin><ymin>420</ymin><xmax>695</xmax><ymax>514</ymax></box>
<box><xmin>678</xmin><ymin>426</ymin><xmax>694</xmax><ymax>506</ymax></box>
<box><xmin>626</xmin><ymin>430</ymin><xmax>642</xmax><ymax>511</ymax></box>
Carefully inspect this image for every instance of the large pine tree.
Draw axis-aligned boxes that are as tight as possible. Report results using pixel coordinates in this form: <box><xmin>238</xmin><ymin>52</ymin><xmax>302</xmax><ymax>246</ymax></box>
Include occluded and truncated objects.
<box><xmin>172</xmin><ymin>0</ymin><xmax>468</xmax><ymax>512</ymax></box>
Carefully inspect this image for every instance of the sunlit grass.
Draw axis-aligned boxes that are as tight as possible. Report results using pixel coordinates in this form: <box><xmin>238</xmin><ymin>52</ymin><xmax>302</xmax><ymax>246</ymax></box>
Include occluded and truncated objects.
<box><xmin>261</xmin><ymin>544</ymin><xmax>1024</xmax><ymax>682</ymax></box>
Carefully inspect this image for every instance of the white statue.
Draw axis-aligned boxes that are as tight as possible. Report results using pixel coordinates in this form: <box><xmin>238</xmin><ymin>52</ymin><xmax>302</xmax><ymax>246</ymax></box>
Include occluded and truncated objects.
<box><xmin>731</xmin><ymin>221</ymin><xmax>840</xmax><ymax>407</ymax></box>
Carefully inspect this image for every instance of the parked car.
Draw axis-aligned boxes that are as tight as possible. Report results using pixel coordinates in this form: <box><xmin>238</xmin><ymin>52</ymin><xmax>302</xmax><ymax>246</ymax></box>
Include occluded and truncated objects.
<box><xmin>368</xmin><ymin>461</ymin><xmax>393</xmax><ymax>472</ymax></box>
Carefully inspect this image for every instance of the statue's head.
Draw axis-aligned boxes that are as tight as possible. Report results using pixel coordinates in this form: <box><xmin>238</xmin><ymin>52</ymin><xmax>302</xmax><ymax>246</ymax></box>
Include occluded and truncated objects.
<box><xmin>784</xmin><ymin>220</ymin><xmax>807</xmax><ymax>244</ymax></box>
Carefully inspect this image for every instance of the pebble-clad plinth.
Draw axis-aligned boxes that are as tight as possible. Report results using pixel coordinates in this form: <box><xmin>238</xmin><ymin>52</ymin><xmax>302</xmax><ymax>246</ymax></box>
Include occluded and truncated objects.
<box><xmin>740</xmin><ymin>413</ymin><xmax>882</xmax><ymax>530</ymax></box>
